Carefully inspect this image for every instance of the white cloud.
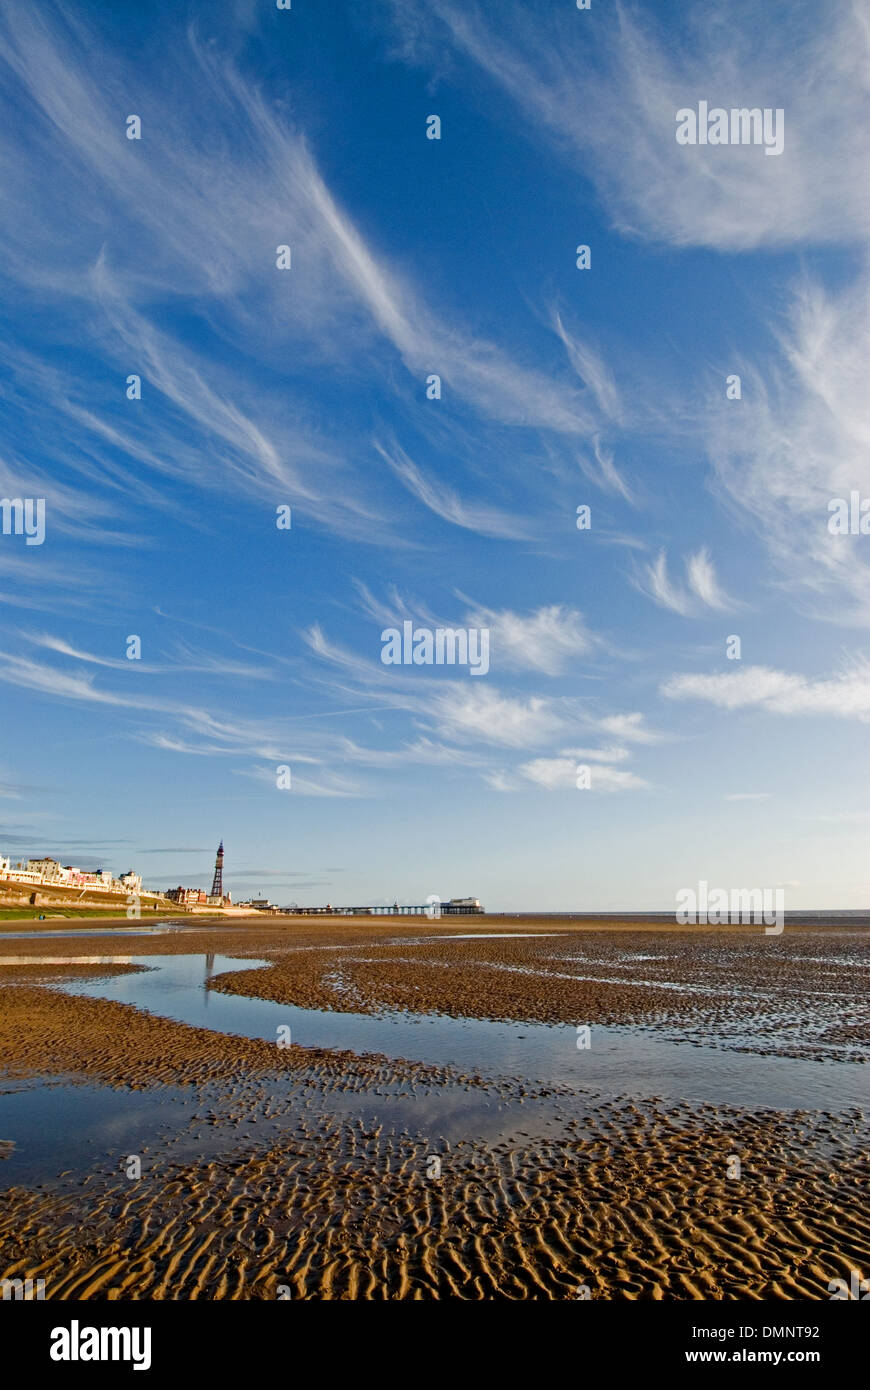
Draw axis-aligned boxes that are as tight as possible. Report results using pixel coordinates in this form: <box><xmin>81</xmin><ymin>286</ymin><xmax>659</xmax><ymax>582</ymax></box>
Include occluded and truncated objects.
<box><xmin>561</xmin><ymin>745</ymin><xmax>630</xmax><ymax>763</ymax></box>
<box><xmin>519</xmin><ymin>757</ymin><xmax>648</xmax><ymax>792</ymax></box>
<box><xmin>708</xmin><ymin>269</ymin><xmax>870</xmax><ymax>625</ymax></box>
<box><xmin>23</xmin><ymin>633</ymin><xmax>271</xmax><ymax>680</ymax></box>
<box><xmin>597</xmin><ymin>712</ymin><xmax>664</xmax><ymax>744</ymax></box>
<box><xmin>394</xmin><ymin>0</ymin><xmax>870</xmax><ymax>251</ymax></box>
<box><xmin>303</xmin><ymin>619</ymin><xmax>596</xmax><ymax>751</ymax></box>
<box><xmin>350</xmin><ymin>584</ymin><xmax>597</xmax><ymax>677</ymax></box>
<box><xmin>0</xmin><ymin>653</ymin><xmax>158</xmax><ymax>710</ymax></box>
<box><xmin>637</xmin><ymin>549</ymin><xmax>695</xmax><ymax>617</ymax></box>
<box><xmin>634</xmin><ymin>548</ymin><xmax>736</xmax><ymax>616</ymax></box>
<box><xmin>481</xmin><ymin>770</ymin><xmax>518</xmax><ymax>792</ymax></box>
<box><xmin>662</xmin><ymin>662</ymin><xmax>870</xmax><ymax>721</ymax></box>
<box><xmin>685</xmin><ymin>548</ymin><xmax>733</xmax><ymax>612</ymax></box>
<box><xmin>376</xmin><ymin>440</ymin><xmax>534</xmax><ymax>540</ymax></box>
<box><xmin>232</xmin><ymin>766</ymin><xmax>361</xmax><ymax>798</ymax></box>
<box><xmin>338</xmin><ymin>737</ymin><xmax>479</xmax><ymax>767</ymax></box>
<box><xmin>0</xmin><ymin>6</ymin><xmax>616</xmax><ymax>568</ymax></box>
<box><xmin>459</xmin><ymin>598</ymin><xmax>595</xmax><ymax>675</ymax></box>
<box><xmin>550</xmin><ymin>313</ymin><xmax>624</xmax><ymax>427</ymax></box>
<box><xmin>426</xmin><ymin>685</ymin><xmax>570</xmax><ymax>747</ymax></box>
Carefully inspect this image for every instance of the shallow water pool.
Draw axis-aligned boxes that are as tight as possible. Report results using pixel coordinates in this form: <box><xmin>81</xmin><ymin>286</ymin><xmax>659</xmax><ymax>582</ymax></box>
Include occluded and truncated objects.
<box><xmin>35</xmin><ymin>952</ymin><xmax>869</xmax><ymax>1113</ymax></box>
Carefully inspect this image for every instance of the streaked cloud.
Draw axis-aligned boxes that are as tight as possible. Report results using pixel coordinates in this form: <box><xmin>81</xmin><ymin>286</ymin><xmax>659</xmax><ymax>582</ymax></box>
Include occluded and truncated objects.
<box><xmin>390</xmin><ymin>0</ymin><xmax>870</xmax><ymax>251</ymax></box>
<box><xmin>376</xmin><ymin>439</ymin><xmax>535</xmax><ymax>540</ymax></box>
<box><xmin>663</xmin><ymin>662</ymin><xmax>870</xmax><ymax>721</ymax></box>
<box><xmin>518</xmin><ymin>757</ymin><xmax>648</xmax><ymax>792</ymax></box>
<box><xmin>633</xmin><ymin>548</ymin><xmax>736</xmax><ymax>616</ymax></box>
<box><xmin>708</xmin><ymin>269</ymin><xmax>870</xmax><ymax>626</ymax></box>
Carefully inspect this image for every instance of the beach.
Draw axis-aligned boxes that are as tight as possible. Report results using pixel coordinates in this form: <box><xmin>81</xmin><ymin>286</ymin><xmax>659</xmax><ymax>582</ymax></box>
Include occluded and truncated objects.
<box><xmin>0</xmin><ymin>917</ymin><xmax>866</xmax><ymax>1299</ymax></box>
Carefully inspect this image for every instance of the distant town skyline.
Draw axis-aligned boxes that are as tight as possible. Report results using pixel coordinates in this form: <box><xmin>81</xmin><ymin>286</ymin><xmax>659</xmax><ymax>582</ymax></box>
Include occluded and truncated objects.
<box><xmin>2</xmin><ymin>1</ymin><xmax>870</xmax><ymax>910</ymax></box>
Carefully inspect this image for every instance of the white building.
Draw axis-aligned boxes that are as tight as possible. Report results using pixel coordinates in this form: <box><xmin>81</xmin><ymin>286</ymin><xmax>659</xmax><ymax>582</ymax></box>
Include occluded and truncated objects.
<box><xmin>26</xmin><ymin>858</ymin><xmax>70</xmax><ymax>883</ymax></box>
<box><xmin>1</xmin><ymin>853</ymin><xmax>148</xmax><ymax>896</ymax></box>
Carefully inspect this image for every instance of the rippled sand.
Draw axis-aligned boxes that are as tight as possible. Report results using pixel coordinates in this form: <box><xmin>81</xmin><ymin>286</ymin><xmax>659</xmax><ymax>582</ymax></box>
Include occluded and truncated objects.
<box><xmin>0</xmin><ymin>918</ymin><xmax>867</xmax><ymax>1299</ymax></box>
<box><xmin>1</xmin><ymin>1090</ymin><xmax>865</xmax><ymax>1300</ymax></box>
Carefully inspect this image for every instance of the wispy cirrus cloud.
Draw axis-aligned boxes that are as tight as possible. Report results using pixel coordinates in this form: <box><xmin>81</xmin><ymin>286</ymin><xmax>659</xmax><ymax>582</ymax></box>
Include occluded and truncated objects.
<box><xmin>387</xmin><ymin>0</ymin><xmax>870</xmax><ymax>251</ymax></box>
<box><xmin>337</xmin><ymin>737</ymin><xmax>481</xmax><ymax>768</ymax></box>
<box><xmin>233</xmin><ymin>765</ymin><xmax>363</xmax><ymax>798</ymax></box>
<box><xmin>551</xmin><ymin>312</ymin><xmax>623</xmax><ymax>426</ymax></box>
<box><xmin>352</xmin><ymin>583</ymin><xmax>598</xmax><ymax>676</ymax></box>
<box><xmin>0</xmin><ymin>5</ymin><xmax>615</xmax><ymax>563</ymax></box>
<box><xmin>708</xmin><ymin>269</ymin><xmax>870</xmax><ymax>626</ymax></box>
<box><xmin>633</xmin><ymin>548</ymin><xmax>736</xmax><ymax>616</ymax></box>
<box><xmin>0</xmin><ymin>651</ymin><xmax>335</xmax><ymax>770</ymax></box>
<box><xmin>24</xmin><ymin>633</ymin><xmax>275</xmax><ymax>680</ymax></box>
<box><xmin>304</xmin><ymin>606</ymin><xmax>663</xmax><ymax>759</ymax></box>
<box><xmin>375</xmin><ymin>439</ymin><xmax>535</xmax><ymax>540</ymax></box>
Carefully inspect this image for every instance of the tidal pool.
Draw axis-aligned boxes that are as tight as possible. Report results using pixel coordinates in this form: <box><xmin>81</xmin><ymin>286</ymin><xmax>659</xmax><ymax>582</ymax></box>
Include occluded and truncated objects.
<box><xmin>0</xmin><ymin>923</ymin><xmax>200</xmax><ymax>940</ymax></box>
<box><xmin>34</xmin><ymin>952</ymin><xmax>869</xmax><ymax>1112</ymax></box>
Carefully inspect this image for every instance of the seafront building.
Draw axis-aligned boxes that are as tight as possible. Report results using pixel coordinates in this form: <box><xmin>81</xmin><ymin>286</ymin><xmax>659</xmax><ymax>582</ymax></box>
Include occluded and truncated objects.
<box><xmin>0</xmin><ymin>855</ymin><xmax>143</xmax><ymax>895</ymax></box>
<box><xmin>166</xmin><ymin>886</ymin><xmax>210</xmax><ymax>906</ymax></box>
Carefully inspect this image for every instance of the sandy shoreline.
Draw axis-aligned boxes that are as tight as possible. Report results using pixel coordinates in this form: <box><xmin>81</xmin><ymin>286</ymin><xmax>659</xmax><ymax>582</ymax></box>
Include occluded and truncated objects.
<box><xmin>0</xmin><ymin>919</ymin><xmax>867</xmax><ymax>1299</ymax></box>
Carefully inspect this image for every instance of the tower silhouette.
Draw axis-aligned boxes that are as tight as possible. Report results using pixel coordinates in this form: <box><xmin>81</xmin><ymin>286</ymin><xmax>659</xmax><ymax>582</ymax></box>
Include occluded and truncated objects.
<box><xmin>210</xmin><ymin>841</ymin><xmax>224</xmax><ymax>899</ymax></box>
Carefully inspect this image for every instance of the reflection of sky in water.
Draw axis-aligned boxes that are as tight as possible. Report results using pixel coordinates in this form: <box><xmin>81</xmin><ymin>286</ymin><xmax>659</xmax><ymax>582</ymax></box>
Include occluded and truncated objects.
<box><xmin>0</xmin><ymin>924</ymin><xmax>196</xmax><ymax>940</ymax></box>
<box><xmin>0</xmin><ymin>1077</ymin><xmax>192</xmax><ymax>1190</ymax></box>
<box><xmin>34</xmin><ymin>953</ymin><xmax>869</xmax><ymax>1113</ymax></box>
<box><xmin>0</xmin><ymin>951</ymin><xmax>865</xmax><ymax>1197</ymax></box>
<box><xmin>0</xmin><ymin>955</ymin><xmax>134</xmax><ymax>965</ymax></box>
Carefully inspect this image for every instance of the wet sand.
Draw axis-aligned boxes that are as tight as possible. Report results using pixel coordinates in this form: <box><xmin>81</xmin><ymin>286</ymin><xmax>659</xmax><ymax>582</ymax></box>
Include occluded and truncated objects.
<box><xmin>0</xmin><ymin>918</ymin><xmax>867</xmax><ymax>1299</ymax></box>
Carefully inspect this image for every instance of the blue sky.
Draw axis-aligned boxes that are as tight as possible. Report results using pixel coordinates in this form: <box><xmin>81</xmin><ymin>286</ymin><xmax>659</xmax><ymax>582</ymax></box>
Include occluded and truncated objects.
<box><xmin>1</xmin><ymin>0</ymin><xmax>869</xmax><ymax>910</ymax></box>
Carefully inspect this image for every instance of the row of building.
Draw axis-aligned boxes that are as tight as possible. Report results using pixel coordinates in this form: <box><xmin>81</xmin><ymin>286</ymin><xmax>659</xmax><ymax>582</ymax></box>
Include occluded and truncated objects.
<box><xmin>1</xmin><ymin>844</ymin><xmax>482</xmax><ymax>917</ymax></box>
<box><xmin>165</xmin><ymin>886</ymin><xmax>231</xmax><ymax>907</ymax></box>
<box><xmin>0</xmin><ymin>842</ymin><xmax>232</xmax><ymax>909</ymax></box>
<box><xmin>0</xmin><ymin>856</ymin><xmax>143</xmax><ymax>895</ymax></box>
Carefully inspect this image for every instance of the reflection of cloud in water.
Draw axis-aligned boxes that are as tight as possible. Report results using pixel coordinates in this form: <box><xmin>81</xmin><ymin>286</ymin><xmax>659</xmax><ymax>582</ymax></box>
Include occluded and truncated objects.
<box><xmin>42</xmin><ymin>953</ymin><xmax>870</xmax><ymax>1112</ymax></box>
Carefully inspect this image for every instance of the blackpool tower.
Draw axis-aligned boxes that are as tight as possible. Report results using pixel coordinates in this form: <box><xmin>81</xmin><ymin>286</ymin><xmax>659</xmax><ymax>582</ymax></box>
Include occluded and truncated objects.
<box><xmin>210</xmin><ymin>841</ymin><xmax>224</xmax><ymax>899</ymax></box>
